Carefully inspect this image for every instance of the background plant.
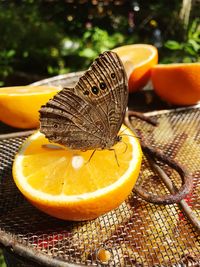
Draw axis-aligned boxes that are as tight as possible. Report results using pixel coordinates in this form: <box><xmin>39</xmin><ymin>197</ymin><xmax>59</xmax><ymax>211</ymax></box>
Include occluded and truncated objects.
<box><xmin>164</xmin><ymin>18</ymin><xmax>200</xmax><ymax>63</ymax></box>
<box><xmin>0</xmin><ymin>1</ymin><xmax>199</xmax><ymax>85</ymax></box>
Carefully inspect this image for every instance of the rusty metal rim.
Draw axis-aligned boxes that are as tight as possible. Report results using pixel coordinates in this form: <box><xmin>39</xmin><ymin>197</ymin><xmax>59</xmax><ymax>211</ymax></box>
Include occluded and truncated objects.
<box><xmin>30</xmin><ymin>71</ymin><xmax>85</xmax><ymax>86</ymax></box>
<box><xmin>143</xmin><ymin>103</ymin><xmax>200</xmax><ymax>116</ymax></box>
<box><xmin>0</xmin><ymin>230</ymin><xmax>91</xmax><ymax>267</ymax></box>
<box><xmin>0</xmin><ymin>130</ymin><xmax>35</xmax><ymax>140</ymax></box>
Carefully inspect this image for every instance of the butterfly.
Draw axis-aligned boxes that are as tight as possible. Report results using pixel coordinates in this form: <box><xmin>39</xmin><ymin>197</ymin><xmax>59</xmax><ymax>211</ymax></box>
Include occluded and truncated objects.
<box><xmin>39</xmin><ymin>51</ymin><xmax>128</xmax><ymax>150</ymax></box>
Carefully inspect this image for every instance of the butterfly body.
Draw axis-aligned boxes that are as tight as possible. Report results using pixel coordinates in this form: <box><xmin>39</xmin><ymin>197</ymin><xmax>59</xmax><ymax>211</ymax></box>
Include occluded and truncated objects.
<box><xmin>39</xmin><ymin>51</ymin><xmax>128</xmax><ymax>151</ymax></box>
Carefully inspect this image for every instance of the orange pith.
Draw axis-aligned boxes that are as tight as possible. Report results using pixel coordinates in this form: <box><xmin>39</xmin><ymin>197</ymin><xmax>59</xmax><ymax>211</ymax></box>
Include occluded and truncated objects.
<box><xmin>12</xmin><ymin>126</ymin><xmax>142</xmax><ymax>221</ymax></box>
<box><xmin>0</xmin><ymin>86</ymin><xmax>60</xmax><ymax>129</ymax></box>
<box><xmin>151</xmin><ymin>63</ymin><xmax>200</xmax><ymax>105</ymax></box>
<box><xmin>113</xmin><ymin>44</ymin><xmax>158</xmax><ymax>92</ymax></box>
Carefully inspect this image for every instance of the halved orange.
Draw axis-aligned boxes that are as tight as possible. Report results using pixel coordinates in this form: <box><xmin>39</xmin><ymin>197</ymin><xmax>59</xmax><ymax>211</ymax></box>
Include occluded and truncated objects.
<box><xmin>12</xmin><ymin>126</ymin><xmax>142</xmax><ymax>221</ymax></box>
<box><xmin>113</xmin><ymin>44</ymin><xmax>158</xmax><ymax>92</ymax></box>
<box><xmin>0</xmin><ymin>86</ymin><xmax>60</xmax><ymax>129</ymax></box>
<box><xmin>151</xmin><ymin>63</ymin><xmax>200</xmax><ymax>105</ymax></box>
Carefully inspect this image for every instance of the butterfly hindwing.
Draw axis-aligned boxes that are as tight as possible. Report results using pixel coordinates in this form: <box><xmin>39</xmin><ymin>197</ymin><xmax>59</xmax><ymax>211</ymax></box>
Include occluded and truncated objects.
<box><xmin>40</xmin><ymin>88</ymin><xmax>107</xmax><ymax>149</ymax></box>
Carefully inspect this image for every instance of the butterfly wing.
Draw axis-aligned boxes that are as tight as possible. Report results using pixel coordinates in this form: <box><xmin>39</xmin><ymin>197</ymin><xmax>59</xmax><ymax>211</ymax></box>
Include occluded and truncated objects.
<box><xmin>74</xmin><ymin>51</ymin><xmax>128</xmax><ymax>145</ymax></box>
<box><xmin>39</xmin><ymin>51</ymin><xmax>128</xmax><ymax>150</ymax></box>
<box><xmin>39</xmin><ymin>87</ymin><xmax>107</xmax><ymax>150</ymax></box>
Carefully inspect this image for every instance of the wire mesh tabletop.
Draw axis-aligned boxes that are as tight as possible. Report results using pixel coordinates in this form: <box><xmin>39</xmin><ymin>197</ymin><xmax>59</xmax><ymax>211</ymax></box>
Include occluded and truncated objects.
<box><xmin>0</xmin><ymin>73</ymin><xmax>200</xmax><ymax>266</ymax></box>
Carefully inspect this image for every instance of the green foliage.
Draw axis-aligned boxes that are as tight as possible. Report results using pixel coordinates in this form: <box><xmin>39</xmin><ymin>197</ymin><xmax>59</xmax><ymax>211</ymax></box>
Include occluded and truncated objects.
<box><xmin>0</xmin><ymin>2</ymin><xmax>131</xmax><ymax>84</ymax></box>
<box><xmin>0</xmin><ymin>1</ymin><xmax>199</xmax><ymax>86</ymax></box>
<box><xmin>0</xmin><ymin>250</ymin><xmax>6</xmax><ymax>267</ymax></box>
<box><xmin>164</xmin><ymin>19</ymin><xmax>200</xmax><ymax>63</ymax></box>
<box><xmin>45</xmin><ymin>28</ymin><xmax>127</xmax><ymax>76</ymax></box>
<box><xmin>0</xmin><ymin>49</ymin><xmax>15</xmax><ymax>86</ymax></box>
<box><xmin>78</xmin><ymin>27</ymin><xmax>125</xmax><ymax>64</ymax></box>
<box><xmin>0</xmin><ymin>2</ymin><xmax>63</xmax><ymax>84</ymax></box>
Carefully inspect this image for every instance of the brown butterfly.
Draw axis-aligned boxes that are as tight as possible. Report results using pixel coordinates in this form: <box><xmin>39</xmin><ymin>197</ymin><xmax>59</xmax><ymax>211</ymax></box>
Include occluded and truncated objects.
<box><xmin>39</xmin><ymin>51</ymin><xmax>128</xmax><ymax>150</ymax></box>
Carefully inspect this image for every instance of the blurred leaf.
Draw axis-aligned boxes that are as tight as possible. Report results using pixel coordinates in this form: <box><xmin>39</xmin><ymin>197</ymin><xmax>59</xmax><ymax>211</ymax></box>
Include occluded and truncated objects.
<box><xmin>0</xmin><ymin>249</ymin><xmax>6</xmax><ymax>267</ymax></box>
<box><xmin>6</xmin><ymin>49</ymin><xmax>15</xmax><ymax>58</ymax></box>
<box><xmin>188</xmin><ymin>39</ymin><xmax>200</xmax><ymax>52</ymax></box>
<box><xmin>23</xmin><ymin>51</ymin><xmax>29</xmax><ymax>58</ymax></box>
<box><xmin>165</xmin><ymin>40</ymin><xmax>182</xmax><ymax>50</ymax></box>
<box><xmin>79</xmin><ymin>48</ymin><xmax>97</xmax><ymax>59</ymax></box>
<box><xmin>183</xmin><ymin>44</ymin><xmax>197</xmax><ymax>56</ymax></box>
<box><xmin>183</xmin><ymin>57</ymin><xmax>193</xmax><ymax>63</ymax></box>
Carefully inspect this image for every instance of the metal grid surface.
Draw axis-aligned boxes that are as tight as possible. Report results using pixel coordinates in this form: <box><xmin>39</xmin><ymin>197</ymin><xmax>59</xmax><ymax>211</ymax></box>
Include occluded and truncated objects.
<box><xmin>0</xmin><ymin>106</ymin><xmax>200</xmax><ymax>266</ymax></box>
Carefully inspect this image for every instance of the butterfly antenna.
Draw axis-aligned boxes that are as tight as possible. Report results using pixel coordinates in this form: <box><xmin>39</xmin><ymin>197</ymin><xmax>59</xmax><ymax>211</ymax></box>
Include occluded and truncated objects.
<box><xmin>119</xmin><ymin>126</ymin><xmax>129</xmax><ymax>135</ymax></box>
<box><xmin>120</xmin><ymin>133</ymin><xmax>141</xmax><ymax>141</ymax></box>
<box><xmin>119</xmin><ymin>124</ymin><xmax>141</xmax><ymax>141</ymax></box>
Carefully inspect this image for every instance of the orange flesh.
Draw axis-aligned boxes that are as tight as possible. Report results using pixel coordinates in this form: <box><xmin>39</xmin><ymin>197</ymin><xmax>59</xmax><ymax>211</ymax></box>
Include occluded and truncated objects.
<box><xmin>22</xmin><ymin>134</ymin><xmax>132</xmax><ymax>195</ymax></box>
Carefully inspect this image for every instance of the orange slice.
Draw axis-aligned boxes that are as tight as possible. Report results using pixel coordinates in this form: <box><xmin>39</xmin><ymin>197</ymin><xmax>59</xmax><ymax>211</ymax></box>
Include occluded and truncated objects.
<box><xmin>113</xmin><ymin>44</ymin><xmax>158</xmax><ymax>92</ymax></box>
<box><xmin>151</xmin><ymin>63</ymin><xmax>200</xmax><ymax>105</ymax></box>
<box><xmin>0</xmin><ymin>86</ymin><xmax>60</xmax><ymax>129</ymax></box>
<box><xmin>12</xmin><ymin>126</ymin><xmax>142</xmax><ymax>221</ymax></box>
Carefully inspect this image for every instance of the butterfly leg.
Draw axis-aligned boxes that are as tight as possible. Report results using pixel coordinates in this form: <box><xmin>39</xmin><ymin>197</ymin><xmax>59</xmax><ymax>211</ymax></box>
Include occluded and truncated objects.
<box><xmin>86</xmin><ymin>149</ymin><xmax>97</xmax><ymax>165</ymax></box>
<box><xmin>119</xmin><ymin>140</ymin><xmax>128</xmax><ymax>154</ymax></box>
<box><xmin>108</xmin><ymin>148</ymin><xmax>119</xmax><ymax>167</ymax></box>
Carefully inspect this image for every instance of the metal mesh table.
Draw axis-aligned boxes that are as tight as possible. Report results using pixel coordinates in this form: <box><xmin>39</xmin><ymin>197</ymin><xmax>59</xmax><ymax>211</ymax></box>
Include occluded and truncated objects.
<box><xmin>0</xmin><ymin>73</ymin><xmax>199</xmax><ymax>266</ymax></box>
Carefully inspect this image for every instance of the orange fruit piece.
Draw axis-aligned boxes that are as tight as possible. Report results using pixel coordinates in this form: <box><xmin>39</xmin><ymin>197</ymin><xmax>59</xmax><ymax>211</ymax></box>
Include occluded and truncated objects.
<box><xmin>12</xmin><ymin>126</ymin><xmax>142</xmax><ymax>221</ymax></box>
<box><xmin>151</xmin><ymin>63</ymin><xmax>200</xmax><ymax>105</ymax></box>
<box><xmin>113</xmin><ymin>44</ymin><xmax>158</xmax><ymax>92</ymax></box>
<box><xmin>0</xmin><ymin>86</ymin><xmax>60</xmax><ymax>129</ymax></box>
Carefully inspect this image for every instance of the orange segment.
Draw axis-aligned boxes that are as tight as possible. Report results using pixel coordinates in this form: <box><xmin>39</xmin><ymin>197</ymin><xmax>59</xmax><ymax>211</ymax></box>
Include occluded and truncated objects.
<box><xmin>12</xmin><ymin>126</ymin><xmax>142</xmax><ymax>221</ymax></box>
<box><xmin>113</xmin><ymin>44</ymin><xmax>158</xmax><ymax>92</ymax></box>
<box><xmin>151</xmin><ymin>63</ymin><xmax>200</xmax><ymax>105</ymax></box>
<box><xmin>0</xmin><ymin>86</ymin><xmax>61</xmax><ymax>129</ymax></box>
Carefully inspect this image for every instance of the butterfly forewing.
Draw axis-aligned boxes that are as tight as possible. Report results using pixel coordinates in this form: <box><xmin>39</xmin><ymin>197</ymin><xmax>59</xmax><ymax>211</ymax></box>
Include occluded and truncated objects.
<box><xmin>39</xmin><ymin>51</ymin><xmax>128</xmax><ymax>150</ymax></box>
<box><xmin>75</xmin><ymin>51</ymin><xmax>128</xmax><ymax>141</ymax></box>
